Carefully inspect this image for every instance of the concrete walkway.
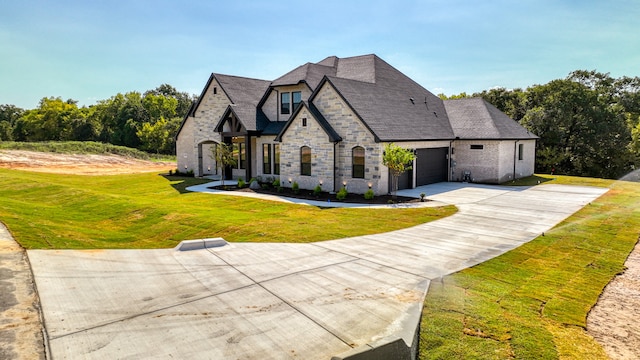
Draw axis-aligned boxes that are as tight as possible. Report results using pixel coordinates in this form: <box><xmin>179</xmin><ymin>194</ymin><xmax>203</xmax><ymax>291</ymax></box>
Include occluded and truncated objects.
<box><xmin>27</xmin><ymin>183</ymin><xmax>608</xmax><ymax>359</ymax></box>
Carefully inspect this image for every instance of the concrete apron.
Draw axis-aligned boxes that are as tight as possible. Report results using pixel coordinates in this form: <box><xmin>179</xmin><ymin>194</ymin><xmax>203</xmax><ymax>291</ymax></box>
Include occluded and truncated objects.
<box><xmin>28</xmin><ymin>184</ymin><xmax>608</xmax><ymax>359</ymax></box>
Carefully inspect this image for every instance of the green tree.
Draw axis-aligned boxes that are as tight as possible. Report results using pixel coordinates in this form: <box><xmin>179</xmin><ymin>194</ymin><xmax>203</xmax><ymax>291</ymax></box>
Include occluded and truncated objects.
<box><xmin>210</xmin><ymin>143</ymin><xmax>237</xmax><ymax>186</ymax></box>
<box><xmin>142</xmin><ymin>93</ymin><xmax>177</xmax><ymax>121</ymax></box>
<box><xmin>382</xmin><ymin>143</ymin><xmax>416</xmax><ymax>199</ymax></box>
<box><xmin>14</xmin><ymin>97</ymin><xmax>85</xmax><ymax>141</ymax></box>
<box><xmin>92</xmin><ymin>92</ymin><xmax>147</xmax><ymax>148</ymax></box>
<box><xmin>144</xmin><ymin>84</ymin><xmax>195</xmax><ymax>118</ymax></box>
<box><xmin>522</xmin><ymin>78</ymin><xmax>632</xmax><ymax>178</ymax></box>
<box><xmin>137</xmin><ymin>117</ymin><xmax>169</xmax><ymax>154</ymax></box>
<box><xmin>0</xmin><ymin>104</ymin><xmax>24</xmax><ymax>141</ymax></box>
<box><xmin>474</xmin><ymin>87</ymin><xmax>528</xmax><ymax>121</ymax></box>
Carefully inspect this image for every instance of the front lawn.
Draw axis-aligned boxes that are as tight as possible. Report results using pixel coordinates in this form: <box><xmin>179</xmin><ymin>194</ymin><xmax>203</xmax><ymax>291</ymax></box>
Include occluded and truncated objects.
<box><xmin>0</xmin><ymin>169</ymin><xmax>455</xmax><ymax>249</ymax></box>
<box><xmin>420</xmin><ymin>175</ymin><xmax>640</xmax><ymax>359</ymax></box>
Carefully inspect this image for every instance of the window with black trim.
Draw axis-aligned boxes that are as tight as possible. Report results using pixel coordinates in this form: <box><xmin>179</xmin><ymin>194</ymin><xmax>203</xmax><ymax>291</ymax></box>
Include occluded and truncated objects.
<box><xmin>352</xmin><ymin>146</ymin><xmax>365</xmax><ymax>178</ymax></box>
<box><xmin>263</xmin><ymin>144</ymin><xmax>271</xmax><ymax>174</ymax></box>
<box><xmin>518</xmin><ymin>143</ymin><xmax>524</xmax><ymax>160</ymax></box>
<box><xmin>274</xmin><ymin>144</ymin><xmax>280</xmax><ymax>175</ymax></box>
<box><xmin>232</xmin><ymin>138</ymin><xmax>246</xmax><ymax>169</ymax></box>
<box><xmin>302</xmin><ymin>117</ymin><xmax>307</xmax><ymax>127</ymax></box>
<box><xmin>470</xmin><ymin>144</ymin><xmax>484</xmax><ymax>150</ymax></box>
<box><xmin>301</xmin><ymin>146</ymin><xmax>311</xmax><ymax>176</ymax></box>
<box><xmin>281</xmin><ymin>92</ymin><xmax>290</xmax><ymax>114</ymax></box>
<box><xmin>292</xmin><ymin>91</ymin><xmax>302</xmax><ymax>110</ymax></box>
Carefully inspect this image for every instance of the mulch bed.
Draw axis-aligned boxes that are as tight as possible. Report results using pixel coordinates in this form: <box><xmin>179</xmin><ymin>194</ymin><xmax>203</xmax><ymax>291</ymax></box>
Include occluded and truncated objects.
<box><xmin>208</xmin><ymin>184</ymin><xmax>423</xmax><ymax>205</ymax></box>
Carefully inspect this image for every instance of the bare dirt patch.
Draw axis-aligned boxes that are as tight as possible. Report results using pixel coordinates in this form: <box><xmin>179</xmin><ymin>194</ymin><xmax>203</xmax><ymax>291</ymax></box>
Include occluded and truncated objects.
<box><xmin>0</xmin><ymin>150</ymin><xmax>174</xmax><ymax>175</ymax></box>
<box><xmin>587</xmin><ymin>240</ymin><xmax>640</xmax><ymax>360</ymax></box>
<box><xmin>0</xmin><ymin>223</ymin><xmax>45</xmax><ymax>360</ymax></box>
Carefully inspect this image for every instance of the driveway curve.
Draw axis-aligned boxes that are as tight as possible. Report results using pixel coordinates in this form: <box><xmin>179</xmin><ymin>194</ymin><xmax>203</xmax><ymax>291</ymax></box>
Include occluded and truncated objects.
<box><xmin>27</xmin><ymin>183</ymin><xmax>607</xmax><ymax>359</ymax></box>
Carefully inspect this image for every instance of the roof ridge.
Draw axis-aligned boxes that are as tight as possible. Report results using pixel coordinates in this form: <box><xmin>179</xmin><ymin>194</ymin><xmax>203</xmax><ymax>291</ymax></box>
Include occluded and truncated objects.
<box><xmin>213</xmin><ymin>73</ymin><xmax>270</xmax><ymax>82</ymax></box>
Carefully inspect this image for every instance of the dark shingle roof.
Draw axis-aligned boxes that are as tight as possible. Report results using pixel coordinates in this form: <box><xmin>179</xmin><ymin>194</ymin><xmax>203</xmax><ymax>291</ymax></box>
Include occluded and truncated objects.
<box><xmin>315</xmin><ymin>55</ymin><xmax>455</xmax><ymax>142</ymax></box>
<box><xmin>271</xmin><ymin>62</ymin><xmax>337</xmax><ymax>90</ymax></box>
<box><xmin>214</xmin><ymin>74</ymin><xmax>271</xmax><ymax>131</ymax></box>
<box><xmin>444</xmin><ymin>98</ymin><xmax>538</xmax><ymax>140</ymax></box>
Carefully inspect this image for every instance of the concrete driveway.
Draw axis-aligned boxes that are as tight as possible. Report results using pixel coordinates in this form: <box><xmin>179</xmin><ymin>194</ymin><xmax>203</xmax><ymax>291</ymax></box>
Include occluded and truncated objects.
<box><xmin>27</xmin><ymin>183</ymin><xmax>608</xmax><ymax>359</ymax></box>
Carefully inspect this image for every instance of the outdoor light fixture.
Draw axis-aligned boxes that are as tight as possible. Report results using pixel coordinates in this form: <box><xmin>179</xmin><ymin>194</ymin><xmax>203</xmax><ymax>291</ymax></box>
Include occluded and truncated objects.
<box><xmin>207</xmin><ymin>166</ymin><xmax>211</xmax><ymax>171</ymax></box>
<box><xmin>342</xmin><ymin>181</ymin><xmax>347</xmax><ymax>187</ymax></box>
<box><xmin>288</xmin><ymin>178</ymin><xmax>292</xmax><ymax>183</ymax></box>
<box><xmin>368</xmin><ymin>182</ymin><xmax>372</xmax><ymax>189</ymax></box>
<box><xmin>319</xmin><ymin>180</ymin><xmax>323</xmax><ymax>186</ymax></box>
<box><xmin>184</xmin><ymin>165</ymin><xmax>187</xmax><ymax>169</ymax></box>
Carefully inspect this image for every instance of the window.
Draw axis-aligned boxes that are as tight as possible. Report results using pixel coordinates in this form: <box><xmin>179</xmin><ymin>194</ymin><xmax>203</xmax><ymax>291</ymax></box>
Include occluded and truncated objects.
<box><xmin>263</xmin><ymin>144</ymin><xmax>271</xmax><ymax>174</ymax></box>
<box><xmin>352</xmin><ymin>146</ymin><xmax>365</xmax><ymax>178</ymax></box>
<box><xmin>292</xmin><ymin>91</ymin><xmax>302</xmax><ymax>110</ymax></box>
<box><xmin>470</xmin><ymin>144</ymin><xmax>484</xmax><ymax>150</ymax></box>
<box><xmin>302</xmin><ymin>117</ymin><xmax>307</xmax><ymax>127</ymax></box>
<box><xmin>274</xmin><ymin>144</ymin><xmax>280</xmax><ymax>175</ymax></box>
<box><xmin>240</xmin><ymin>143</ymin><xmax>246</xmax><ymax>169</ymax></box>
<box><xmin>301</xmin><ymin>146</ymin><xmax>311</xmax><ymax>176</ymax></box>
<box><xmin>213</xmin><ymin>87</ymin><xmax>217</xmax><ymax>95</ymax></box>
<box><xmin>281</xmin><ymin>92</ymin><xmax>290</xmax><ymax>114</ymax></box>
<box><xmin>518</xmin><ymin>143</ymin><xmax>524</xmax><ymax>160</ymax></box>
<box><xmin>232</xmin><ymin>138</ymin><xmax>246</xmax><ymax>169</ymax></box>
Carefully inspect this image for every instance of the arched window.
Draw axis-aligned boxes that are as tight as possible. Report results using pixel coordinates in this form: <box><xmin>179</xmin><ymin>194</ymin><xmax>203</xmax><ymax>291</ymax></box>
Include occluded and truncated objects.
<box><xmin>352</xmin><ymin>146</ymin><xmax>365</xmax><ymax>178</ymax></box>
<box><xmin>301</xmin><ymin>146</ymin><xmax>311</xmax><ymax>176</ymax></box>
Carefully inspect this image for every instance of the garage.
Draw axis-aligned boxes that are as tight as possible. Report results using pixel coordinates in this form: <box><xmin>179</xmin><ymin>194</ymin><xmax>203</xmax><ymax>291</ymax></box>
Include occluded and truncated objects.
<box><xmin>415</xmin><ymin>147</ymin><xmax>449</xmax><ymax>186</ymax></box>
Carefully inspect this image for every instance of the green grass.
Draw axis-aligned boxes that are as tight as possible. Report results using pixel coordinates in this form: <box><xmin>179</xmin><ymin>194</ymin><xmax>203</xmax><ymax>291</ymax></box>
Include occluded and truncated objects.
<box><xmin>0</xmin><ymin>168</ymin><xmax>456</xmax><ymax>249</ymax></box>
<box><xmin>0</xmin><ymin>141</ymin><xmax>175</xmax><ymax>162</ymax></box>
<box><xmin>420</xmin><ymin>174</ymin><xmax>640</xmax><ymax>359</ymax></box>
<box><xmin>2</xmin><ymin>167</ymin><xmax>635</xmax><ymax>358</ymax></box>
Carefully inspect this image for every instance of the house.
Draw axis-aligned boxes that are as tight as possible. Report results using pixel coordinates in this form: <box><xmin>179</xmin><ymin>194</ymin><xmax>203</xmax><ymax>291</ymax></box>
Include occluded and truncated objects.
<box><xmin>176</xmin><ymin>54</ymin><xmax>537</xmax><ymax>195</ymax></box>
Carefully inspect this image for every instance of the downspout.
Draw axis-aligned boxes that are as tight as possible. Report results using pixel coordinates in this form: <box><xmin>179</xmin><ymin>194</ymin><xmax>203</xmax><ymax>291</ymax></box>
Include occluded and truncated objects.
<box><xmin>275</xmin><ymin>90</ymin><xmax>280</xmax><ymax>122</ymax></box>
<box><xmin>513</xmin><ymin>140</ymin><xmax>519</xmax><ymax>181</ymax></box>
<box><xmin>448</xmin><ymin>139</ymin><xmax>454</xmax><ymax>182</ymax></box>
<box><xmin>333</xmin><ymin>141</ymin><xmax>337</xmax><ymax>193</ymax></box>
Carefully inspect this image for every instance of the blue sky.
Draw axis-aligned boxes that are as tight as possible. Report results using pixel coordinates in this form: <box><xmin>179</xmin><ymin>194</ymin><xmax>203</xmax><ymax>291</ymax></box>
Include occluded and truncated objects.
<box><xmin>1</xmin><ymin>0</ymin><xmax>638</xmax><ymax>109</ymax></box>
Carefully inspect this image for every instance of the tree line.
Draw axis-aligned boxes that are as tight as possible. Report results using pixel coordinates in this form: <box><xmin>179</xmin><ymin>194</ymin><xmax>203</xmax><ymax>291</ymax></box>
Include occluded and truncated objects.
<box><xmin>441</xmin><ymin>70</ymin><xmax>640</xmax><ymax>179</ymax></box>
<box><xmin>0</xmin><ymin>84</ymin><xmax>195</xmax><ymax>155</ymax></box>
<box><xmin>1</xmin><ymin>71</ymin><xmax>639</xmax><ymax>179</ymax></box>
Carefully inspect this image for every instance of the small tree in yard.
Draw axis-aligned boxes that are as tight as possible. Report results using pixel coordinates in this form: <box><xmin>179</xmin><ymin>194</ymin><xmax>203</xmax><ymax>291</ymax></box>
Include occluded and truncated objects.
<box><xmin>383</xmin><ymin>143</ymin><xmax>416</xmax><ymax>199</ymax></box>
<box><xmin>210</xmin><ymin>143</ymin><xmax>236</xmax><ymax>187</ymax></box>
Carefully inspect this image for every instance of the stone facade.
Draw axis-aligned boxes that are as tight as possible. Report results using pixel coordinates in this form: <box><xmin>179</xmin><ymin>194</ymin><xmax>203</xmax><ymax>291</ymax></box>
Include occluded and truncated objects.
<box><xmin>279</xmin><ymin>107</ymin><xmax>336</xmax><ymax>192</ymax></box>
<box><xmin>312</xmin><ymin>83</ymin><xmax>383</xmax><ymax>194</ymax></box>
<box><xmin>176</xmin><ymin>56</ymin><xmax>538</xmax><ymax>192</ymax></box>
<box><xmin>254</xmin><ymin>136</ymin><xmax>280</xmax><ymax>180</ymax></box>
<box><xmin>451</xmin><ymin>139</ymin><xmax>535</xmax><ymax>183</ymax></box>
<box><xmin>263</xmin><ymin>84</ymin><xmax>312</xmax><ymax>123</ymax></box>
<box><xmin>176</xmin><ymin>76</ymin><xmax>230</xmax><ymax>176</ymax></box>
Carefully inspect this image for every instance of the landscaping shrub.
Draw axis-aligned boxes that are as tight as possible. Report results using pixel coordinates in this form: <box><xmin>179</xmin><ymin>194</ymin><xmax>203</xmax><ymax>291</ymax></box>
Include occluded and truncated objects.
<box><xmin>336</xmin><ymin>187</ymin><xmax>348</xmax><ymax>201</ymax></box>
<box><xmin>237</xmin><ymin>177</ymin><xmax>245</xmax><ymax>188</ymax></box>
<box><xmin>313</xmin><ymin>185</ymin><xmax>322</xmax><ymax>196</ymax></box>
<box><xmin>292</xmin><ymin>181</ymin><xmax>299</xmax><ymax>194</ymax></box>
<box><xmin>364</xmin><ymin>189</ymin><xmax>374</xmax><ymax>200</ymax></box>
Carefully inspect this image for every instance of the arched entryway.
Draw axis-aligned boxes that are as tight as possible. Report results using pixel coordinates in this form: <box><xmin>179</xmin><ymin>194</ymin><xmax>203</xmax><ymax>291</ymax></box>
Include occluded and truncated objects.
<box><xmin>197</xmin><ymin>140</ymin><xmax>219</xmax><ymax>177</ymax></box>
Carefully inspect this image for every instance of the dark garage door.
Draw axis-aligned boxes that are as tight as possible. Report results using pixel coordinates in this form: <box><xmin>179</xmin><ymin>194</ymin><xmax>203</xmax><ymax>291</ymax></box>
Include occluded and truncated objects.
<box><xmin>416</xmin><ymin>148</ymin><xmax>448</xmax><ymax>186</ymax></box>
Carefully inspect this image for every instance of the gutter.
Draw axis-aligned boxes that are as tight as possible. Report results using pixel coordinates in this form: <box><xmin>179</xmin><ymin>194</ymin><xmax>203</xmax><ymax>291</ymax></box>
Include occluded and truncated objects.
<box><xmin>513</xmin><ymin>140</ymin><xmax>519</xmax><ymax>180</ymax></box>
<box><xmin>333</xmin><ymin>141</ymin><xmax>337</xmax><ymax>193</ymax></box>
<box><xmin>448</xmin><ymin>139</ymin><xmax>454</xmax><ymax>182</ymax></box>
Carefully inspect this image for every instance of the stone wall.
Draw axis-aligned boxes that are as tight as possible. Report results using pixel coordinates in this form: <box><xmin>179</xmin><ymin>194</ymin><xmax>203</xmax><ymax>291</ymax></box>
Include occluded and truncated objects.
<box><xmin>311</xmin><ymin>83</ymin><xmax>382</xmax><ymax>194</ymax></box>
<box><xmin>175</xmin><ymin>75</ymin><xmax>230</xmax><ymax>176</ymax></box>
<box><xmin>176</xmin><ymin>116</ymin><xmax>195</xmax><ymax>173</ymax></box>
<box><xmin>452</xmin><ymin>140</ymin><xmax>500</xmax><ymax>183</ymax></box>
<box><xmin>279</xmin><ymin>107</ymin><xmax>336</xmax><ymax>192</ymax></box>
<box><xmin>451</xmin><ymin>139</ymin><xmax>536</xmax><ymax>183</ymax></box>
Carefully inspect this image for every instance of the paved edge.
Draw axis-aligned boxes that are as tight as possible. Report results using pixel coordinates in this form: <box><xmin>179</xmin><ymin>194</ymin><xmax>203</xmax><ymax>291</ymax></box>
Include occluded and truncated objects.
<box><xmin>0</xmin><ymin>222</ymin><xmax>46</xmax><ymax>360</ymax></box>
<box><xmin>27</xmin><ymin>183</ymin><xmax>611</xmax><ymax>359</ymax></box>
